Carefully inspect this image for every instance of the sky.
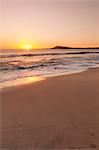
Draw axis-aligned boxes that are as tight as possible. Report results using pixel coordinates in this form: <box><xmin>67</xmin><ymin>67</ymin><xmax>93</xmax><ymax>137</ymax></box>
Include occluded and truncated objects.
<box><xmin>0</xmin><ymin>0</ymin><xmax>99</xmax><ymax>49</ymax></box>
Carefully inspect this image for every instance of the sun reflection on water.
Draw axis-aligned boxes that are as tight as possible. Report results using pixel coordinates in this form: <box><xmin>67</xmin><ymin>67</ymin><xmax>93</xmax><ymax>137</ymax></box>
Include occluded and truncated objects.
<box><xmin>0</xmin><ymin>76</ymin><xmax>45</xmax><ymax>89</ymax></box>
<box><xmin>25</xmin><ymin>76</ymin><xmax>45</xmax><ymax>83</ymax></box>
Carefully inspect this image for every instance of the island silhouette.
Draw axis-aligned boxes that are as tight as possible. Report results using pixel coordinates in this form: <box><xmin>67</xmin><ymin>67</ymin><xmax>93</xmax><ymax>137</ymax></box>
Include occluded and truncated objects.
<box><xmin>51</xmin><ymin>46</ymin><xmax>99</xmax><ymax>49</ymax></box>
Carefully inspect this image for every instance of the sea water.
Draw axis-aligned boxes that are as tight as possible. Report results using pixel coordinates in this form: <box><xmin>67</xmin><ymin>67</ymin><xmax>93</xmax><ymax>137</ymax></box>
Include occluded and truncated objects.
<box><xmin>0</xmin><ymin>48</ymin><xmax>99</xmax><ymax>83</ymax></box>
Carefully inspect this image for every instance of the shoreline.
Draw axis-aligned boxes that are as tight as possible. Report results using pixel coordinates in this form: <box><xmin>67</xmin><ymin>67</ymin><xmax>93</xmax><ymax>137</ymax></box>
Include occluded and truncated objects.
<box><xmin>1</xmin><ymin>66</ymin><xmax>99</xmax><ymax>89</ymax></box>
<box><xmin>1</xmin><ymin>67</ymin><xmax>99</xmax><ymax>149</ymax></box>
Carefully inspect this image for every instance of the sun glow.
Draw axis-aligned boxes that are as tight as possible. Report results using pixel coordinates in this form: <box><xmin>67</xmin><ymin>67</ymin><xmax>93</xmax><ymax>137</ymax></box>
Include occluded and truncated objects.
<box><xmin>22</xmin><ymin>44</ymin><xmax>32</xmax><ymax>50</ymax></box>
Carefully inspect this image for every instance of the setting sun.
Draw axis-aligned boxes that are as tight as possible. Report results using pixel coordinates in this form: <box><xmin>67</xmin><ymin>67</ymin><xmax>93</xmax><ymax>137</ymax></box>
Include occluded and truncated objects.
<box><xmin>22</xmin><ymin>44</ymin><xmax>32</xmax><ymax>50</ymax></box>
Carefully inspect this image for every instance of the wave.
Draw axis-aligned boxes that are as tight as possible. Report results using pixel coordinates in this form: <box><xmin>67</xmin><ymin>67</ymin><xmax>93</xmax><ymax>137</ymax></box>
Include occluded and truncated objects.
<box><xmin>1</xmin><ymin>55</ymin><xmax>99</xmax><ymax>71</ymax></box>
<box><xmin>0</xmin><ymin>60</ymin><xmax>61</xmax><ymax>71</ymax></box>
<box><xmin>1</xmin><ymin>51</ymin><xmax>99</xmax><ymax>58</ymax></box>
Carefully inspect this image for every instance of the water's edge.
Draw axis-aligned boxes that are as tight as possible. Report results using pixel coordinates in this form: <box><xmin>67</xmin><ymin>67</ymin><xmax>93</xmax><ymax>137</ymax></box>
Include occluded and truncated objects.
<box><xmin>1</xmin><ymin>66</ymin><xmax>98</xmax><ymax>89</ymax></box>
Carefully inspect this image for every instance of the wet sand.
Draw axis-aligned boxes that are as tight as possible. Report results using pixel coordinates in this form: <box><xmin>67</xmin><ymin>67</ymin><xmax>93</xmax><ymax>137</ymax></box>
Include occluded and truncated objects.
<box><xmin>1</xmin><ymin>68</ymin><xmax>99</xmax><ymax>149</ymax></box>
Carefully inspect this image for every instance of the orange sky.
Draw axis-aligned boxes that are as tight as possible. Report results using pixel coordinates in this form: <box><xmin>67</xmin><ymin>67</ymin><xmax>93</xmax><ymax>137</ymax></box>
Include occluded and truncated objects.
<box><xmin>0</xmin><ymin>0</ymin><xmax>99</xmax><ymax>49</ymax></box>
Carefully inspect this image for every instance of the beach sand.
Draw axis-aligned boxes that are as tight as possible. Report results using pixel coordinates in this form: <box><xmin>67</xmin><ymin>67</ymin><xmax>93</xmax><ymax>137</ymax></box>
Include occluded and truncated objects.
<box><xmin>1</xmin><ymin>68</ymin><xmax>99</xmax><ymax>149</ymax></box>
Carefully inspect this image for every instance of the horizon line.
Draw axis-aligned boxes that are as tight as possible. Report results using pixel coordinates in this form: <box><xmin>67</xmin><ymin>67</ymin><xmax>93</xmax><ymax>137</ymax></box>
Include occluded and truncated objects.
<box><xmin>0</xmin><ymin>46</ymin><xmax>99</xmax><ymax>50</ymax></box>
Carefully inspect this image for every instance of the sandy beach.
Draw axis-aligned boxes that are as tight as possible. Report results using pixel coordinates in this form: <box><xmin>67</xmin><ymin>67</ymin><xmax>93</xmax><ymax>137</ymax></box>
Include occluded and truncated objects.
<box><xmin>1</xmin><ymin>68</ymin><xmax>99</xmax><ymax>149</ymax></box>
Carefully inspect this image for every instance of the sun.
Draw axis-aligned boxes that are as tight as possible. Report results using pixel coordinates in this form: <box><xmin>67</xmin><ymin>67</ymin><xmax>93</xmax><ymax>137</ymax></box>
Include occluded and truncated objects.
<box><xmin>23</xmin><ymin>44</ymin><xmax>32</xmax><ymax>50</ymax></box>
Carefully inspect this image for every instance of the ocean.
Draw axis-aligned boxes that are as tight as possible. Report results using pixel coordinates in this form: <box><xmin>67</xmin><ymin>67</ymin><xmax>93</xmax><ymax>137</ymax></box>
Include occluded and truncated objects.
<box><xmin>0</xmin><ymin>48</ymin><xmax>99</xmax><ymax>84</ymax></box>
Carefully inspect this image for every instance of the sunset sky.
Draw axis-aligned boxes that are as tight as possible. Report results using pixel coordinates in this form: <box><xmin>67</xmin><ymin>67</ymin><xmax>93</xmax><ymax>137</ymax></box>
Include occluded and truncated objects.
<box><xmin>0</xmin><ymin>0</ymin><xmax>99</xmax><ymax>49</ymax></box>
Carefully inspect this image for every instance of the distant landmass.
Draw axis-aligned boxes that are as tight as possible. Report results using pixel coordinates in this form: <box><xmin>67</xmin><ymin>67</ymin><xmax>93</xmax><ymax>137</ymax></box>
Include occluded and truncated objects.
<box><xmin>51</xmin><ymin>46</ymin><xmax>70</xmax><ymax>49</ymax></box>
<box><xmin>51</xmin><ymin>46</ymin><xmax>99</xmax><ymax>49</ymax></box>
